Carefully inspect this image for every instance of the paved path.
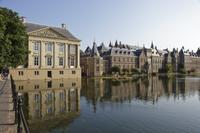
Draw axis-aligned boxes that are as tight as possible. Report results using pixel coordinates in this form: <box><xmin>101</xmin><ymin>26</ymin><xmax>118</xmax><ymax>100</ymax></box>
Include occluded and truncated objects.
<box><xmin>0</xmin><ymin>79</ymin><xmax>17</xmax><ymax>133</ymax></box>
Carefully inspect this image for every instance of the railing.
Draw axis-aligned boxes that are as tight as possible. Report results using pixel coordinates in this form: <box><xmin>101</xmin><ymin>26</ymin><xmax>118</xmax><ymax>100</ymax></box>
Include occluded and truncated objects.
<box><xmin>10</xmin><ymin>76</ymin><xmax>30</xmax><ymax>133</ymax></box>
<box><xmin>17</xmin><ymin>95</ymin><xmax>30</xmax><ymax>133</ymax></box>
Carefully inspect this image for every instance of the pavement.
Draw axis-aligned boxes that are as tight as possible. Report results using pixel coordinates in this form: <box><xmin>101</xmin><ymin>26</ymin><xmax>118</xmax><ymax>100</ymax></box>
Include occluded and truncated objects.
<box><xmin>0</xmin><ymin>79</ymin><xmax>17</xmax><ymax>133</ymax></box>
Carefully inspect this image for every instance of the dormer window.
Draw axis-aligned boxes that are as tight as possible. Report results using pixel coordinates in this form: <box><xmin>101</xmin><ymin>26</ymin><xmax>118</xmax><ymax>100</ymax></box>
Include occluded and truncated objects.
<box><xmin>115</xmin><ymin>50</ymin><xmax>118</xmax><ymax>54</ymax></box>
<box><xmin>128</xmin><ymin>52</ymin><xmax>130</xmax><ymax>55</ymax></box>
<box><xmin>120</xmin><ymin>51</ymin><xmax>122</xmax><ymax>54</ymax></box>
<box><xmin>124</xmin><ymin>51</ymin><xmax>126</xmax><ymax>54</ymax></box>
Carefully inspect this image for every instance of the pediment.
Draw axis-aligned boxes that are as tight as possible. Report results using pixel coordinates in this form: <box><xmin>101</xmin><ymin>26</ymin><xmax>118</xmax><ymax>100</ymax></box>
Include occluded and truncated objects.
<box><xmin>28</xmin><ymin>28</ymin><xmax>66</xmax><ymax>39</ymax></box>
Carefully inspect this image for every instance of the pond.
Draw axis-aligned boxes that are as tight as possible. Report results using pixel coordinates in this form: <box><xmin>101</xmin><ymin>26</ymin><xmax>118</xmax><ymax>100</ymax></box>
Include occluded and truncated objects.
<box><xmin>13</xmin><ymin>76</ymin><xmax>200</xmax><ymax>133</ymax></box>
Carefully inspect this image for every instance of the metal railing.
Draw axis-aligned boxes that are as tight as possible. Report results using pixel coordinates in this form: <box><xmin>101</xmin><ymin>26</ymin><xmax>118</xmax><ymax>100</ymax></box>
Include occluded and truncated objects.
<box><xmin>10</xmin><ymin>76</ymin><xmax>30</xmax><ymax>133</ymax></box>
<box><xmin>17</xmin><ymin>95</ymin><xmax>30</xmax><ymax>133</ymax></box>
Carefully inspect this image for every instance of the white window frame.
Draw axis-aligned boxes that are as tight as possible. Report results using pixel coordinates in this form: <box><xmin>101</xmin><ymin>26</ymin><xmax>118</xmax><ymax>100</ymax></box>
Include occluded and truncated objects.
<box><xmin>46</xmin><ymin>42</ymin><xmax>52</xmax><ymax>52</ymax></box>
<box><xmin>70</xmin><ymin>56</ymin><xmax>75</xmax><ymax>67</ymax></box>
<box><xmin>59</xmin><ymin>57</ymin><xmax>64</xmax><ymax>66</ymax></box>
<box><xmin>59</xmin><ymin>44</ymin><xmax>64</xmax><ymax>53</ymax></box>
<box><xmin>47</xmin><ymin>57</ymin><xmax>52</xmax><ymax>66</ymax></box>
<box><xmin>34</xmin><ymin>56</ymin><xmax>39</xmax><ymax>66</ymax></box>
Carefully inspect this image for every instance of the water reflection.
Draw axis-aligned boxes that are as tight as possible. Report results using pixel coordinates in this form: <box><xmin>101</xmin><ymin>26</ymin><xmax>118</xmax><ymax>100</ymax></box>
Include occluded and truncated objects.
<box><xmin>13</xmin><ymin>76</ymin><xmax>200</xmax><ymax>133</ymax></box>
<box><xmin>82</xmin><ymin>76</ymin><xmax>200</xmax><ymax>111</ymax></box>
<box><xmin>14</xmin><ymin>79</ymin><xmax>81</xmax><ymax>132</ymax></box>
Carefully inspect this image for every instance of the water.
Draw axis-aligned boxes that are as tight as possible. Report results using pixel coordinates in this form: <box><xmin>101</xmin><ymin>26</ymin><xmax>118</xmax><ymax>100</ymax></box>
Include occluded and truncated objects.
<box><xmin>14</xmin><ymin>76</ymin><xmax>200</xmax><ymax>133</ymax></box>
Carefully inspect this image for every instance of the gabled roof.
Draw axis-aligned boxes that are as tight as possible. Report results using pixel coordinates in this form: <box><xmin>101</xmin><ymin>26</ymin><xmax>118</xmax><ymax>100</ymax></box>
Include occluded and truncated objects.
<box><xmin>25</xmin><ymin>22</ymin><xmax>80</xmax><ymax>41</ymax></box>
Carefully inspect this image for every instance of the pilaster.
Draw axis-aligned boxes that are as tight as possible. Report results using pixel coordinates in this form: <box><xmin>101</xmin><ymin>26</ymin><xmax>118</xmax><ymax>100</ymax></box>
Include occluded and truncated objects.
<box><xmin>65</xmin><ymin>44</ymin><xmax>68</xmax><ymax>68</ymax></box>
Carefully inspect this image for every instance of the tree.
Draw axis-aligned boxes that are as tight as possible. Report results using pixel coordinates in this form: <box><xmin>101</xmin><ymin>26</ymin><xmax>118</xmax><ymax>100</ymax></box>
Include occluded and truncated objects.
<box><xmin>111</xmin><ymin>66</ymin><xmax>120</xmax><ymax>74</ymax></box>
<box><xmin>0</xmin><ymin>7</ymin><xmax>28</xmax><ymax>71</ymax></box>
<box><xmin>131</xmin><ymin>68</ymin><xmax>139</xmax><ymax>74</ymax></box>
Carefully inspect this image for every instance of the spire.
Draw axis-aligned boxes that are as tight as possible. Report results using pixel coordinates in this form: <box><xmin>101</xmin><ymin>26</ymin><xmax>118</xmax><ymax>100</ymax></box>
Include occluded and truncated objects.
<box><xmin>115</xmin><ymin>40</ymin><xmax>118</xmax><ymax>47</ymax></box>
<box><xmin>91</xmin><ymin>41</ymin><xmax>100</xmax><ymax>57</ymax></box>
<box><xmin>151</xmin><ymin>41</ymin><xmax>154</xmax><ymax>49</ymax></box>
<box><xmin>109</xmin><ymin>41</ymin><xmax>112</xmax><ymax>47</ymax></box>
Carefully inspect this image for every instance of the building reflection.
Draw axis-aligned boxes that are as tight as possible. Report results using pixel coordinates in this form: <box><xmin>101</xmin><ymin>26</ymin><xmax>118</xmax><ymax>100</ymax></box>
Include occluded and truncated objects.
<box><xmin>82</xmin><ymin>76</ymin><xmax>200</xmax><ymax>111</ymax></box>
<box><xmin>14</xmin><ymin>78</ymin><xmax>81</xmax><ymax>132</ymax></box>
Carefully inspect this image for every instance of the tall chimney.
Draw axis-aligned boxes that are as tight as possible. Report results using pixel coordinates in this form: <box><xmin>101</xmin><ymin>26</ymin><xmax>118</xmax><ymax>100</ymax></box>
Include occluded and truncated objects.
<box><xmin>61</xmin><ymin>23</ymin><xmax>66</xmax><ymax>29</ymax></box>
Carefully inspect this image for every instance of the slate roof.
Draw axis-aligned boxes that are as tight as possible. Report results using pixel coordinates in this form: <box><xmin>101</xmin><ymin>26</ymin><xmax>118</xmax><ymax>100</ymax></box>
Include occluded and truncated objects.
<box><xmin>85</xmin><ymin>46</ymin><xmax>92</xmax><ymax>56</ymax></box>
<box><xmin>25</xmin><ymin>22</ymin><xmax>80</xmax><ymax>41</ymax></box>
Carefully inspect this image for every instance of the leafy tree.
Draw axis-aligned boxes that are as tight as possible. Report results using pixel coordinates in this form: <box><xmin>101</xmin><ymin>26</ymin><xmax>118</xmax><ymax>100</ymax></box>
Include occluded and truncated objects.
<box><xmin>0</xmin><ymin>7</ymin><xmax>28</xmax><ymax>71</ymax></box>
<box><xmin>122</xmin><ymin>68</ymin><xmax>129</xmax><ymax>74</ymax></box>
<box><xmin>131</xmin><ymin>68</ymin><xmax>139</xmax><ymax>74</ymax></box>
<box><xmin>111</xmin><ymin>66</ymin><xmax>120</xmax><ymax>74</ymax></box>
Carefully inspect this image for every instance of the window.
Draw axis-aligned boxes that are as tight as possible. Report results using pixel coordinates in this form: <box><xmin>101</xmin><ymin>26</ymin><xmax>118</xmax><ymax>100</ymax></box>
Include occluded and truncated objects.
<box><xmin>34</xmin><ymin>85</ymin><xmax>39</xmax><ymax>89</ymax></box>
<box><xmin>72</xmin><ymin>70</ymin><xmax>76</xmax><ymax>74</ymax></box>
<box><xmin>70</xmin><ymin>45</ymin><xmax>76</xmax><ymax>54</ymax></box>
<box><xmin>34</xmin><ymin>42</ymin><xmax>40</xmax><ymax>52</ymax></box>
<box><xmin>60</xmin><ymin>83</ymin><xmax>64</xmax><ymax>87</ymax></box>
<box><xmin>34</xmin><ymin>56</ymin><xmax>39</xmax><ymax>66</ymax></box>
<box><xmin>46</xmin><ymin>42</ymin><xmax>52</xmax><ymax>52</ymax></box>
<box><xmin>70</xmin><ymin>56</ymin><xmax>75</xmax><ymax>66</ymax></box>
<box><xmin>47</xmin><ymin>57</ymin><xmax>52</xmax><ymax>66</ymax></box>
<box><xmin>118</xmin><ymin>58</ymin><xmax>121</xmax><ymax>62</ymax></box>
<box><xmin>34</xmin><ymin>94</ymin><xmax>40</xmax><ymax>103</ymax></box>
<box><xmin>47</xmin><ymin>81</ymin><xmax>52</xmax><ymax>88</ymax></box>
<box><xmin>59</xmin><ymin>92</ymin><xmax>64</xmax><ymax>100</ymax></box>
<box><xmin>96</xmin><ymin>59</ymin><xmax>99</xmax><ymax>64</ymax></box>
<box><xmin>96</xmin><ymin>66</ymin><xmax>99</xmax><ymax>71</ymax></box>
<box><xmin>59</xmin><ymin>57</ymin><xmax>64</xmax><ymax>66</ymax></box>
<box><xmin>34</xmin><ymin>71</ymin><xmax>39</xmax><ymax>75</ymax></box>
<box><xmin>114</xmin><ymin>57</ymin><xmax>116</xmax><ymax>61</ymax></box>
<box><xmin>59</xmin><ymin>44</ymin><xmax>64</xmax><ymax>53</ymax></box>
<box><xmin>18</xmin><ymin>86</ymin><xmax>24</xmax><ymax>90</ymax></box>
<box><xmin>18</xmin><ymin>71</ymin><xmax>24</xmax><ymax>76</ymax></box>
<box><xmin>47</xmin><ymin>93</ymin><xmax>53</xmax><ymax>102</ymax></box>
<box><xmin>72</xmin><ymin>82</ymin><xmax>76</xmax><ymax>86</ymax></box>
<box><xmin>59</xmin><ymin>71</ymin><xmax>64</xmax><ymax>75</ymax></box>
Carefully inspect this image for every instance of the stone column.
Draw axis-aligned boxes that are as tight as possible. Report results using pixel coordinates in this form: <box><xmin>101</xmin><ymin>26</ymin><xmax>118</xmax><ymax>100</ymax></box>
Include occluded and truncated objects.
<box><xmin>40</xmin><ymin>41</ymin><xmax>46</xmax><ymax>68</ymax></box>
<box><xmin>64</xmin><ymin>44</ymin><xmax>68</xmax><ymax>68</ymax></box>
<box><xmin>76</xmin><ymin>45</ymin><xmax>80</xmax><ymax>68</ymax></box>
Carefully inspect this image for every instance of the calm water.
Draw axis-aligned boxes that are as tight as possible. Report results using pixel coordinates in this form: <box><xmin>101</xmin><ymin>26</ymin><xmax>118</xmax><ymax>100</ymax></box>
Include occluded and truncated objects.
<box><xmin>14</xmin><ymin>76</ymin><xmax>200</xmax><ymax>133</ymax></box>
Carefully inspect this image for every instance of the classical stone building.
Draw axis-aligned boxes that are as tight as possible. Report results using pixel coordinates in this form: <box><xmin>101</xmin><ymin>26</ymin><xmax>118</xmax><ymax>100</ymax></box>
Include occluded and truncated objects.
<box><xmin>10</xmin><ymin>22</ymin><xmax>81</xmax><ymax>80</ymax></box>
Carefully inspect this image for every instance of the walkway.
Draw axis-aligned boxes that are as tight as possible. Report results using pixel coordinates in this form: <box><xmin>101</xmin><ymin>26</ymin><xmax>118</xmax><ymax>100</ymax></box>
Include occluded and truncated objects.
<box><xmin>0</xmin><ymin>79</ymin><xmax>17</xmax><ymax>133</ymax></box>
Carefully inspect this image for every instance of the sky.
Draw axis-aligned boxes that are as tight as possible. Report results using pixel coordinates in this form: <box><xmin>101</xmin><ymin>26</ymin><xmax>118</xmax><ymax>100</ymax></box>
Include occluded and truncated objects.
<box><xmin>1</xmin><ymin>0</ymin><xmax>200</xmax><ymax>51</ymax></box>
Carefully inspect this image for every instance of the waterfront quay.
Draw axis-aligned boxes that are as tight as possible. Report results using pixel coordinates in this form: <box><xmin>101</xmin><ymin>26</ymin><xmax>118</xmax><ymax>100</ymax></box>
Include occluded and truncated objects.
<box><xmin>0</xmin><ymin>78</ymin><xmax>17</xmax><ymax>133</ymax></box>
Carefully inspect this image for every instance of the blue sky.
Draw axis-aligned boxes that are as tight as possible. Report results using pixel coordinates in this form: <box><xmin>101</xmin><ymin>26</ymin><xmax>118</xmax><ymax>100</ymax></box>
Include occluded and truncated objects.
<box><xmin>1</xmin><ymin>0</ymin><xmax>200</xmax><ymax>51</ymax></box>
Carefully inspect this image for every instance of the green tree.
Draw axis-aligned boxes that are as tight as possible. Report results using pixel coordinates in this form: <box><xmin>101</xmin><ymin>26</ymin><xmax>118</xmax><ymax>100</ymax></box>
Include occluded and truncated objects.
<box><xmin>131</xmin><ymin>68</ymin><xmax>139</xmax><ymax>74</ymax></box>
<box><xmin>111</xmin><ymin>66</ymin><xmax>120</xmax><ymax>74</ymax></box>
<box><xmin>0</xmin><ymin>7</ymin><xmax>28</xmax><ymax>71</ymax></box>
